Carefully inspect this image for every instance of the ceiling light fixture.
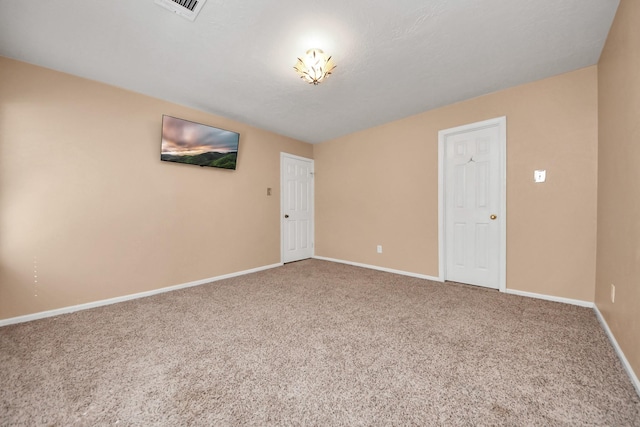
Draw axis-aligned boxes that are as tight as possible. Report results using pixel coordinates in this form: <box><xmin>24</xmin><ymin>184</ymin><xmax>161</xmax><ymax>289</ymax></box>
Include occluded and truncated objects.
<box><xmin>294</xmin><ymin>49</ymin><xmax>336</xmax><ymax>86</ymax></box>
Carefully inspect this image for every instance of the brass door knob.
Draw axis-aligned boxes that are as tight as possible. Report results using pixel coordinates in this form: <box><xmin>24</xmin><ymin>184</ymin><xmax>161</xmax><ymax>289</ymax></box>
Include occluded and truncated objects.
<box><xmin>490</xmin><ymin>214</ymin><xmax>497</xmax><ymax>220</ymax></box>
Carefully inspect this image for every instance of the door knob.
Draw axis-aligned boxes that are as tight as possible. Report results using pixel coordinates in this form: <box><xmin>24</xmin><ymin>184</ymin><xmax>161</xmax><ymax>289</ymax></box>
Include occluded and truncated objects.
<box><xmin>284</xmin><ymin>214</ymin><xmax>289</xmax><ymax>218</ymax></box>
<box><xmin>490</xmin><ymin>214</ymin><xmax>497</xmax><ymax>220</ymax></box>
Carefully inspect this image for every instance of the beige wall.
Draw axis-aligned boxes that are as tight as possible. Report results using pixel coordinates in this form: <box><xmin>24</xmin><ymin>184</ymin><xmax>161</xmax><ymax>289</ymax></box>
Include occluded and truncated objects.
<box><xmin>0</xmin><ymin>57</ymin><xmax>312</xmax><ymax>320</ymax></box>
<box><xmin>314</xmin><ymin>66</ymin><xmax>598</xmax><ymax>302</ymax></box>
<box><xmin>596</xmin><ymin>0</ymin><xmax>640</xmax><ymax>378</ymax></box>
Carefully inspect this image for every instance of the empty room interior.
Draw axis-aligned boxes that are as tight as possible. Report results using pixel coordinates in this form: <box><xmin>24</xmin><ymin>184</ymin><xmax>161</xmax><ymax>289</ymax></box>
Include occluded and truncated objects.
<box><xmin>1</xmin><ymin>0</ymin><xmax>639</xmax><ymax>424</ymax></box>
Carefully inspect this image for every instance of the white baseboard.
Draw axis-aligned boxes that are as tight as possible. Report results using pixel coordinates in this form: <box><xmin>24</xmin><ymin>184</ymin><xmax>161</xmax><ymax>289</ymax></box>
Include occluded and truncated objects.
<box><xmin>312</xmin><ymin>256</ymin><xmax>442</xmax><ymax>282</ymax></box>
<box><xmin>311</xmin><ymin>258</ymin><xmax>597</xmax><ymax>311</ymax></box>
<box><xmin>0</xmin><ymin>263</ymin><xmax>283</xmax><ymax>327</ymax></box>
<box><xmin>594</xmin><ymin>305</ymin><xmax>640</xmax><ymax>396</ymax></box>
<box><xmin>504</xmin><ymin>289</ymin><xmax>594</xmax><ymax>308</ymax></box>
<box><xmin>311</xmin><ymin>257</ymin><xmax>598</xmax><ymax>310</ymax></box>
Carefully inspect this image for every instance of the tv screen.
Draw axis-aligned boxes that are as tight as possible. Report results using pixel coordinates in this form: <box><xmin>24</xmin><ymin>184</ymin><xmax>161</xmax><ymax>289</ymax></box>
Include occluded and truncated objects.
<box><xmin>160</xmin><ymin>115</ymin><xmax>239</xmax><ymax>170</ymax></box>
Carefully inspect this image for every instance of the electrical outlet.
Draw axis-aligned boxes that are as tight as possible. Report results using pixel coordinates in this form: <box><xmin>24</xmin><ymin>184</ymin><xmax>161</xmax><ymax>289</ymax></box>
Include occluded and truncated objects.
<box><xmin>611</xmin><ymin>284</ymin><xmax>615</xmax><ymax>303</ymax></box>
<box><xmin>376</xmin><ymin>245</ymin><xmax>382</xmax><ymax>254</ymax></box>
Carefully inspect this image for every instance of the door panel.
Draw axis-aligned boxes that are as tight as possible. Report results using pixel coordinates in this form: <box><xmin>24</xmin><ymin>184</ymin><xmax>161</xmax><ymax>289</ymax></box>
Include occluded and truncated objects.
<box><xmin>444</xmin><ymin>124</ymin><xmax>502</xmax><ymax>289</ymax></box>
<box><xmin>282</xmin><ymin>154</ymin><xmax>314</xmax><ymax>263</ymax></box>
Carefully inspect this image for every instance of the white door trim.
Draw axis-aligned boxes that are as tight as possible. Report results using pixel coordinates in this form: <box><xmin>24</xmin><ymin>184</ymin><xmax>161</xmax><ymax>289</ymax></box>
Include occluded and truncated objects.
<box><xmin>438</xmin><ymin>117</ymin><xmax>507</xmax><ymax>292</ymax></box>
<box><xmin>280</xmin><ymin>152</ymin><xmax>315</xmax><ymax>263</ymax></box>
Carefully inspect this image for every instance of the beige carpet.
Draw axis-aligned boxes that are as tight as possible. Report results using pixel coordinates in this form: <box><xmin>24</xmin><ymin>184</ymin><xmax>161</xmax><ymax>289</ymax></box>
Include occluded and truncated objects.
<box><xmin>1</xmin><ymin>259</ymin><xmax>639</xmax><ymax>425</ymax></box>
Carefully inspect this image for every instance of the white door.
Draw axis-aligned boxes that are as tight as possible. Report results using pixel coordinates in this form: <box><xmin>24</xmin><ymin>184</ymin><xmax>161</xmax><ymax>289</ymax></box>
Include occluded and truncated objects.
<box><xmin>439</xmin><ymin>117</ymin><xmax>506</xmax><ymax>290</ymax></box>
<box><xmin>281</xmin><ymin>153</ymin><xmax>314</xmax><ymax>263</ymax></box>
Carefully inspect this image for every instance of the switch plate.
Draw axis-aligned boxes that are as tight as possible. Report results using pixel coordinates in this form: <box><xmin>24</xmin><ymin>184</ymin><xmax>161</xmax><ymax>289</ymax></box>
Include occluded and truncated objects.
<box><xmin>376</xmin><ymin>245</ymin><xmax>382</xmax><ymax>253</ymax></box>
<box><xmin>534</xmin><ymin>170</ymin><xmax>546</xmax><ymax>183</ymax></box>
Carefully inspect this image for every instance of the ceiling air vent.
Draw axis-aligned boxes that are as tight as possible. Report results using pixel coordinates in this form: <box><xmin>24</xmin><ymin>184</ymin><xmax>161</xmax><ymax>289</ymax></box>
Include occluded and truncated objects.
<box><xmin>154</xmin><ymin>0</ymin><xmax>207</xmax><ymax>21</ymax></box>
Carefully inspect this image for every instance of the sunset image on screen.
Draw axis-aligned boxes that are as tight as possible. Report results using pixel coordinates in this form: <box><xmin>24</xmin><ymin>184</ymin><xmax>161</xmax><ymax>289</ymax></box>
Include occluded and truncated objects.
<box><xmin>160</xmin><ymin>116</ymin><xmax>239</xmax><ymax>170</ymax></box>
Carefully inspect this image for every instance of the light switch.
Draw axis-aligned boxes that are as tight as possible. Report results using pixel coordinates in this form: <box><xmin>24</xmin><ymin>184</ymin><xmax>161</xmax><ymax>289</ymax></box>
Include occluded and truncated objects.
<box><xmin>534</xmin><ymin>170</ymin><xmax>546</xmax><ymax>183</ymax></box>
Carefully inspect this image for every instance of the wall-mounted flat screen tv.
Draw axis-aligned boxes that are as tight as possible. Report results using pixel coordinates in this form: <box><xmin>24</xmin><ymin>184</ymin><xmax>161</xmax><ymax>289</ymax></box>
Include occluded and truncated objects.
<box><xmin>160</xmin><ymin>115</ymin><xmax>239</xmax><ymax>170</ymax></box>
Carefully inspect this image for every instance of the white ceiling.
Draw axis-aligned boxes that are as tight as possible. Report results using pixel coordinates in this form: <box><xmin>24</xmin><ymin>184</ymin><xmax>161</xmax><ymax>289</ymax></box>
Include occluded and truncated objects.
<box><xmin>0</xmin><ymin>0</ymin><xmax>619</xmax><ymax>144</ymax></box>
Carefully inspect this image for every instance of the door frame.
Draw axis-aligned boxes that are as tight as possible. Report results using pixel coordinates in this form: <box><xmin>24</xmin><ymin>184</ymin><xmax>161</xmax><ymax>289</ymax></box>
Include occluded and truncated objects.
<box><xmin>437</xmin><ymin>117</ymin><xmax>507</xmax><ymax>292</ymax></box>
<box><xmin>280</xmin><ymin>152</ymin><xmax>315</xmax><ymax>263</ymax></box>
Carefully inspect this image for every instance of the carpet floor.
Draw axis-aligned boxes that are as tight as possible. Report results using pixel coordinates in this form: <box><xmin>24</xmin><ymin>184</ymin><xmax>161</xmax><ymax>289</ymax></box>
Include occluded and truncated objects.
<box><xmin>1</xmin><ymin>259</ymin><xmax>639</xmax><ymax>426</ymax></box>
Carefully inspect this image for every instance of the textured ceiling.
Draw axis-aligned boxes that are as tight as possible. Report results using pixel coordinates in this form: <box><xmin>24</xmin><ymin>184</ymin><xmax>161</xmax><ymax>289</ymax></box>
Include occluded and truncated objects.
<box><xmin>0</xmin><ymin>0</ymin><xmax>619</xmax><ymax>143</ymax></box>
